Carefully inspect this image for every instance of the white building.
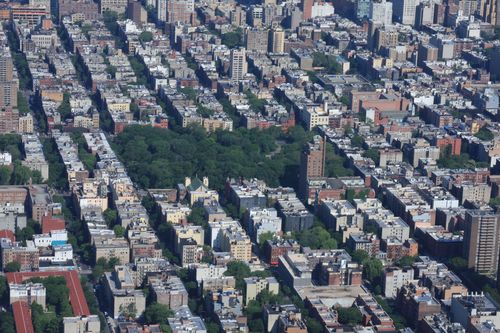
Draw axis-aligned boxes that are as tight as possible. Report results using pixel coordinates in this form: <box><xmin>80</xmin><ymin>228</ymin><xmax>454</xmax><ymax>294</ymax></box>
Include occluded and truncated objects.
<box><xmin>194</xmin><ymin>264</ymin><xmax>228</xmax><ymax>283</ymax></box>
<box><xmin>229</xmin><ymin>48</ymin><xmax>247</xmax><ymax>82</ymax></box>
<box><xmin>247</xmin><ymin>208</ymin><xmax>282</xmax><ymax>242</ymax></box>
<box><xmin>157</xmin><ymin>0</ymin><xmax>167</xmax><ymax>22</ymax></box>
<box><xmin>0</xmin><ymin>152</ymin><xmax>12</xmax><ymax>165</ymax></box>
<box><xmin>9</xmin><ymin>283</ymin><xmax>46</xmax><ymax>307</ymax></box>
<box><xmin>370</xmin><ymin>0</ymin><xmax>393</xmax><ymax>26</ymax></box>
<box><xmin>311</xmin><ymin>2</ymin><xmax>335</xmax><ymax>17</ymax></box>
<box><xmin>208</xmin><ymin>220</ymin><xmax>240</xmax><ymax>249</ymax></box>
<box><xmin>39</xmin><ymin>244</ymin><xmax>73</xmax><ymax>263</ymax></box>
<box><xmin>33</xmin><ymin>230</ymin><xmax>68</xmax><ymax>248</ymax></box>
<box><xmin>392</xmin><ymin>0</ymin><xmax>418</xmax><ymax>25</ymax></box>
<box><xmin>383</xmin><ymin>267</ymin><xmax>414</xmax><ymax>298</ymax></box>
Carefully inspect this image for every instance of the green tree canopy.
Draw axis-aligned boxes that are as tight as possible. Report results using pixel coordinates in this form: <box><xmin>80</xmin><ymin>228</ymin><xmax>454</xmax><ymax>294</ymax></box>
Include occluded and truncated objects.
<box><xmin>312</xmin><ymin>52</ymin><xmax>342</xmax><ymax>74</ymax></box>
<box><xmin>139</xmin><ymin>31</ymin><xmax>154</xmax><ymax>43</ymax></box>
<box><xmin>0</xmin><ymin>166</ymin><xmax>11</xmax><ymax>185</ymax></box>
<box><xmin>103</xmin><ymin>209</ymin><xmax>118</xmax><ymax>228</ymax></box>
<box><xmin>144</xmin><ymin>303</ymin><xmax>173</xmax><ymax>325</ymax></box>
<box><xmin>475</xmin><ymin>127</ymin><xmax>494</xmax><ymax>141</ymax></box>
<box><xmin>5</xmin><ymin>261</ymin><xmax>20</xmax><ymax>272</ymax></box>
<box><xmin>337</xmin><ymin>307</ymin><xmax>363</xmax><ymax>325</ymax></box>
<box><xmin>221</xmin><ymin>28</ymin><xmax>243</xmax><ymax>48</ymax></box>
<box><xmin>363</xmin><ymin>257</ymin><xmax>383</xmax><ymax>285</ymax></box>
<box><xmin>351</xmin><ymin>249</ymin><xmax>369</xmax><ymax>264</ymax></box>
<box><xmin>187</xmin><ymin>203</ymin><xmax>206</xmax><ymax>229</ymax></box>
<box><xmin>113</xmin><ymin>225</ymin><xmax>125</xmax><ymax>237</ymax></box>
<box><xmin>448</xmin><ymin>257</ymin><xmax>468</xmax><ymax>272</ymax></box>
<box><xmin>57</xmin><ymin>92</ymin><xmax>72</xmax><ymax>120</ymax></box>
<box><xmin>0</xmin><ymin>312</ymin><xmax>15</xmax><ymax>333</ymax></box>
<box><xmin>224</xmin><ymin>260</ymin><xmax>251</xmax><ymax>290</ymax></box>
<box><xmin>296</xmin><ymin>226</ymin><xmax>337</xmax><ymax>249</ymax></box>
<box><xmin>395</xmin><ymin>256</ymin><xmax>418</xmax><ymax>268</ymax></box>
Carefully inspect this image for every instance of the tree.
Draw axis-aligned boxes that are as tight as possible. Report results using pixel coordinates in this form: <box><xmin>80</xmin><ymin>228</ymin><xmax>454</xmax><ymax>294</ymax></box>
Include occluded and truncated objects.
<box><xmin>490</xmin><ymin>197</ymin><xmax>500</xmax><ymax>207</ymax></box>
<box><xmin>187</xmin><ymin>203</ymin><xmax>206</xmax><ymax>228</ymax></box>
<box><xmin>144</xmin><ymin>303</ymin><xmax>173</xmax><ymax>325</ymax></box>
<box><xmin>363</xmin><ymin>257</ymin><xmax>383</xmax><ymax>285</ymax></box>
<box><xmin>475</xmin><ymin>127</ymin><xmax>494</xmax><ymax>141</ymax></box>
<box><xmin>306</xmin><ymin>317</ymin><xmax>323</xmax><ymax>333</ymax></box>
<box><xmin>351</xmin><ymin>135</ymin><xmax>364</xmax><ymax>148</ymax></box>
<box><xmin>351</xmin><ymin>249</ymin><xmax>369</xmax><ymax>264</ymax></box>
<box><xmin>337</xmin><ymin>307</ymin><xmax>362</xmax><ymax>325</ymax></box>
<box><xmin>258</xmin><ymin>231</ymin><xmax>274</xmax><ymax>251</ymax></box>
<box><xmin>224</xmin><ymin>261</ymin><xmax>251</xmax><ymax>290</ymax></box>
<box><xmin>11</xmin><ymin>164</ymin><xmax>34</xmax><ymax>185</ymax></box>
<box><xmin>296</xmin><ymin>226</ymin><xmax>337</xmax><ymax>249</ymax></box>
<box><xmin>139</xmin><ymin>31</ymin><xmax>154</xmax><ymax>43</ymax></box>
<box><xmin>221</xmin><ymin>29</ymin><xmax>243</xmax><ymax>48</ymax></box>
<box><xmin>448</xmin><ymin>257</ymin><xmax>468</xmax><ymax>272</ymax></box>
<box><xmin>120</xmin><ymin>303</ymin><xmax>137</xmax><ymax>319</ymax></box>
<box><xmin>0</xmin><ymin>276</ymin><xmax>8</xmax><ymax>303</ymax></box>
<box><xmin>0</xmin><ymin>312</ymin><xmax>16</xmax><ymax>333</ymax></box>
<box><xmin>5</xmin><ymin>261</ymin><xmax>20</xmax><ymax>272</ymax></box>
<box><xmin>57</xmin><ymin>92</ymin><xmax>72</xmax><ymax>120</ymax></box>
<box><xmin>206</xmin><ymin>322</ymin><xmax>219</xmax><ymax>333</ymax></box>
<box><xmin>245</xmin><ymin>90</ymin><xmax>267</xmax><ymax>114</ymax></box>
<box><xmin>103</xmin><ymin>209</ymin><xmax>118</xmax><ymax>228</ymax></box>
<box><xmin>363</xmin><ymin>149</ymin><xmax>379</xmax><ymax>165</ymax></box>
<box><xmin>92</xmin><ymin>264</ymin><xmax>105</xmax><ymax>281</ymax></box>
<box><xmin>17</xmin><ymin>91</ymin><xmax>30</xmax><ymax>115</ymax></box>
<box><xmin>113</xmin><ymin>225</ymin><xmax>125</xmax><ymax>237</ymax></box>
<box><xmin>0</xmin><ymin>166</ymin><xmax>11</xmax><ymax>184</ymax></box>
<box><xmin>106</xmin><ymin>65</ymin><xmax>117</xmax><ymax>78</ymax></box>
<box><xmin>111</xmin><ymin>125</ymin><xmax>345</xmax><ymax>192</ymax></box>
<box><xmin>312</xmin><ymin>52</ymin><xmax>342</xmax><ymax>74</ymax></box>
<box><xmin>248</xmin><ymin>319</ymin><xmax>265</xmax><ymax>332</ymax></box>
<box><xmin>108</xmin><ymin>256</ymin><xmax>120</xmax><ymax>267</ymax></box>
<box><xmin>396</xmin><ymin>256</ymin><xmax>417</xmax><ymax>268</ymax></box>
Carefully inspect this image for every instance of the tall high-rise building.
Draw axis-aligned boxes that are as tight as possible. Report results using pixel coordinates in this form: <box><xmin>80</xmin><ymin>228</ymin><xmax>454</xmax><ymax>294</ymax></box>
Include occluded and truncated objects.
<box><xmin>156</xmin><ymin>0</ymin><xmax>167</xmax><ymax>22</ymax></box>
<box><xmin>30</xmin><ymin>0</ymin><xmax>51</xmax><ymax>14</ymax></box>
<box><xmin>246</xmin><ymin>28</ymin><xmax>269</xmax><ymax>53</ymax></box>
<box><xmin>433</xmin><ymin>2</ymin><xmax>446</xmax><ymax>25</ymax></box>
<box><xmin>0</xmin><ymin>53</ymin><xmax>17</xmax><ymax>109</ymax></box>
<box><xmin>127</xmin><ymin>0</ymin><xmax>147</xmax><ymax>26</ymax></box>
<box><xmin>289</xmin><ymin>7</ymin><xmax>303</xmax><ymax>29</ymax></box>
<box><xmin>299</xmin><ymin>135</ymin><xmax>325</xmax><ymax>200</ymax></box>
<box><xmin>463</xmin><ymin>210</ymin><xmax>500</xmax><ymax>275</ymax></box>
<box><xmin>370</xmin><ymin>0</ymin><xmax>393</xmax><ymax>26</ymax></box>
<box><xmin>373</xmin><ymin>26</ymin><xmax>399</xmax><ymax>51</ymax></box>
<box><xmin>166</xmin><ymin>0</ymin><xmax>194</xmax><ymax>23</ymax></box>
<box><xmin>415</xmin><ymin>1</ymin><xmax>434</xmax><ymax>28</ymax></box>
<box><xmin>0</xmin><ymin>56</ymin><xmax>14</xmax><ymax>82</ymax></box>
<box><xmin>301</xmin><ymin>0</ymin><xmax>313</xmax><ymax>20</ymax></box>
<box><xmin>367</xmin><ymin>19</ymin><xmax>382</xmax><ymax>50</ymax></box>
<box><xmin>269</xmin><ymin>27</ymin><xmax>285</xmax><ymax>53</ymax></box>
<box><xmin>417</xmin><ymin>43</ymin><xmax>438</xmax><ymax>67</ymax></box>
<box><xmin>263</xmin><ymin>4</ymin><xmax>280</xmax><ymax>25</ymax></box>
<box><xmin>301</xmin><ymin>135</ymin><xmax>325</xmax><ymax>179</ymax></box>
<box><xmin>356</xmin><ymin>0</ymin><xmax>371</xmax><ymax>20</ymax></box>
<box><xmin>0</xmin><ymin>107</ymin><xmax>19</xmax><ymax>133</ymax></box>
<box><xmin>458</xmin><ymin>0</ymin><xmax>478</xmax><ymax>16</ymax></box>
<box><xmin>230</xmin><ymin>5</ymin><xmax>247</xmax><ymax>26</ymax></box>
<box><xmin>100</xmin><ymin>0</ymin><xmax>128</xmax><ymax>14</ymax></box>
<box><xmin>58</xmin><ymin>0</ymin><xmax>100</xmax><ymax>21</ymax></box>
<box><xmin>229</xmin><ymin>48</ymin><xmax>247</xmax><ymax>82</ymax></box>
<box><xmin>392</xmin><ymin>0</ymin><xmax>417</xmax><ymax>25</ymax></box>
<box><xmin>481</xmin><ymin>0</ymin><xmax>497</xmax><ymax>25</ymax></box>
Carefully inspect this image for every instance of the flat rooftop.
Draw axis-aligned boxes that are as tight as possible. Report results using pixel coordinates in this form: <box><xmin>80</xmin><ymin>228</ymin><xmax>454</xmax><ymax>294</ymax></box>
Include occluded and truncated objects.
<box><xmin>295</xmin><ymin>284</ymin><xmax>368</xmax><ymax>308</ymax></box>
<box><xmin>6</xmin><ymin>270</ymin><xmax>90</xmax><ymax>316</ymax></box>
